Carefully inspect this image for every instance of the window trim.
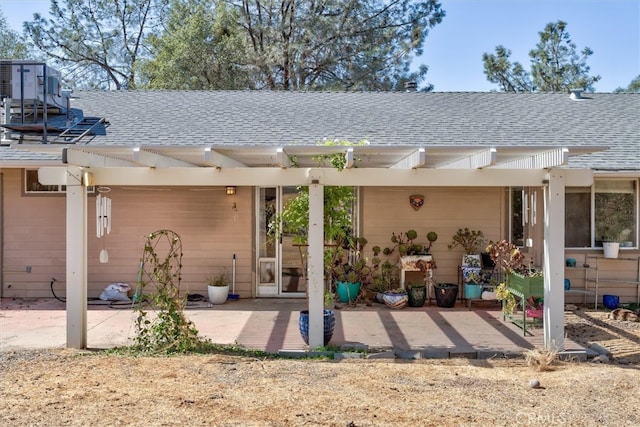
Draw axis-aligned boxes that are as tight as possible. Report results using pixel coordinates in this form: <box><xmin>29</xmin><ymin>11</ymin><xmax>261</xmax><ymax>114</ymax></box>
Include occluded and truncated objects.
<box><xmin>565</xmin><ymin>177</ymin><xmax>638</xmax><ymax>250</ymax></box>
<box><xmin>510</xmin><ymin>178</ymin><xmax>639</xmax><ymax>251</ymax></box>
<box><xmin>23</xmin><ymin>169</ymin><xmax>95</xmax><ymax>195</ymax></box>
<box><xmin>591</xmin><ymin>177</ymin><xmax>637</xmax><ymax>249</ymax></box>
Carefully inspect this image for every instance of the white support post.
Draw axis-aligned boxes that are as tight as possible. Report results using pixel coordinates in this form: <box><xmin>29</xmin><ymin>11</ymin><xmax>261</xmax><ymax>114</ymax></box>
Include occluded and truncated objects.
<box><xmin>66</xmin><ymin>166</ymin><xmax>88</xmax><ymax>349</ymax></box>
<box><xmin>543</xmin><ymin>170</ymin><xmax>565</xmax><ymax>351</ymax></box>
<box><xmin>307</xmin><ymin>179</ymin><xmax>325</xmax><ymax>348</ymax></box>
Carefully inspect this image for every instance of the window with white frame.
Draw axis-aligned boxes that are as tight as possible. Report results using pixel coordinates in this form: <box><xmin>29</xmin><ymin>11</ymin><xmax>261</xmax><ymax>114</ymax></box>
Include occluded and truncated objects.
<box><xmin>565</xmin><ymin>179</ymin><xmax>637</xmax><ymax>248</ymax></box>
<box><xmin>24</xmin><ymin>169</ymin><xmax>94</xmax><ymax>194</ymax></box>
<box><xmin>510</xmin><ymin>187</ymin><xmax>538</xmax><ymax>248</ymax></box>
<box><xmin>510</xmin><ymin>187</ymin><xmax>525</xmax><ymax>247</ymax></box>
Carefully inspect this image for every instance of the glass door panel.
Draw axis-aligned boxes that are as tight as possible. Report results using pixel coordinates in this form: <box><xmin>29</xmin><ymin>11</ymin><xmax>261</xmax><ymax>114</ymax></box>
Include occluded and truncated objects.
<box><xmin>257</xmin><ymin>188</ymin><xmax>278</xmax><ymax>296</ymax></box>
<box><xmin>280</xmin><ymin>186</ymin><xmax>307</xmax><ymax>295</ymax></box>
<box><xmin>256</xmin><ymin>187</ymin><xmax>307</xmax><ymax>297</ymax></box>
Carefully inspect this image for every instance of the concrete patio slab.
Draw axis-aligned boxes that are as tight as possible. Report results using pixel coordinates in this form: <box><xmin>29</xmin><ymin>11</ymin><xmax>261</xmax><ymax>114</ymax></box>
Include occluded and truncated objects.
<box><xmin>0</xmin><ymin>297</ymin><xmax>586</xmax><ymax>359</ymax></box>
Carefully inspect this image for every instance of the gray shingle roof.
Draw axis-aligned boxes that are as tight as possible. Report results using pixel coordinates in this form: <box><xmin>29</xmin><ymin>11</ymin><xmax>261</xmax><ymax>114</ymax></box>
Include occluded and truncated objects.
<box><xmin>3</xmin><ymin>91</ymin><xmax>639</xmax><ymax>171</ymax></box>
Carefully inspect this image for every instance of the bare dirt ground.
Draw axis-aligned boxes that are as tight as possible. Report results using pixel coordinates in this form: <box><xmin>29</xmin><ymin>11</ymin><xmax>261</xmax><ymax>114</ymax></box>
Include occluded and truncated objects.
<box><xmin>1</xmin><ymin>309</ymin><xmax>639</xmax><ymax>427</ymax></box>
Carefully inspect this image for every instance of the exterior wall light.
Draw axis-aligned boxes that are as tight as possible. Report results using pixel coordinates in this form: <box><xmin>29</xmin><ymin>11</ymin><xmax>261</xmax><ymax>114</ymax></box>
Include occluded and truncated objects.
<box><xmin>226</xmin><ymin>186</ymin><xmax>236</xmax><ymax>195</ymax></box>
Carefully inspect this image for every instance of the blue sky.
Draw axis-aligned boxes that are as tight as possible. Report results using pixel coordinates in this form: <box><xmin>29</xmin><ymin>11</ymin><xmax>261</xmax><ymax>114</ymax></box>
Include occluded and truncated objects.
<box><xmin>2</xmin><ymin>0</ymin><xmax>639</xmax><ymax>92</ymax></box>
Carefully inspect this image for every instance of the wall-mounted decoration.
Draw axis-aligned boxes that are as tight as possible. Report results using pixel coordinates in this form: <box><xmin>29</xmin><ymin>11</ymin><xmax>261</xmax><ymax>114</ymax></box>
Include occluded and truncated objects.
<box><xmin>409</xmin><ymin>194</ymin><xmax>424</xmax><ymax>211</ymax></box>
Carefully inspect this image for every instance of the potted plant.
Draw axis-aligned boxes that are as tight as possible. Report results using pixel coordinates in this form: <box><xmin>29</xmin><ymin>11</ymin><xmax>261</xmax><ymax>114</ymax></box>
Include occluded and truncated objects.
<box><xmin>325</xmin><ymin>235</ymin><xmax>371</xmax><ymax>304</ymax></box>
<box><xmin>599</xmin><ymin>223</ymin><xmax>628</xmax><ymax>258</ymax></box>
<box><xmin>433</xmin><ymin>283</ymin><xmax>458</xmax><ymax>308</ymax></box>
<box><xmin>462</xmin><ymin>270</ymin><xmax>484</xmax><ymax>300</ymax></box>
<box><xmin>382</xmin><ymin>287</ymin><xmax>409</xmax><ymax>309</ymax></box>
<box><xmin>449</xmin><ymin>228</ymin><xmax>486</xmax><ymax>298</ymax></box>
<box><xmin>207</xmin><ymin>270</ymin><xmax>230</xmax><ymax>304</ymax></box>
<box><xmin>598</xmin><ymin>222</ymin><xmax>625</xmax><ymax>258</ymax></box>
<box><xmin>384</xmin><ymin>230</ymin><xmax>438</xmax><ymax>289</ymax></box>
<box><xmin>406</xmin><ymin>282</ymin><xmax>427</xmax><ymax>307</ymax></box>
<box><xmin>385</xmin><ymin>229</ymin><xmax>438</xmax><ymax>259</ymax></box>
<box><xmin>299</xmin><ymin>308</ymin><xmax>336</xmax><ymax>346</ymax></box>
<box><xmin>370</xmin><ymin>256</ymin><xmax>400</xmax><ymax>303</ymax></box>
<box><xmin>448</xmin><ymin>227</ymin><xmax>485</xmax><ymax>255</ymax></box>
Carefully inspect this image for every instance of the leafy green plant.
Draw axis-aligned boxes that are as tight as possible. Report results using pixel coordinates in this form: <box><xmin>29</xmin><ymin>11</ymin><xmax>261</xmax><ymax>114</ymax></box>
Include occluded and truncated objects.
<box><xmin>267</xmin><ymin>139</ymin><xmax>372</xmax><ymax>300</ymax></box>
<box><xmin>371</xmin><ymin>259</ymin><xmax>400</xmax><ymax>293</ymax></box>
<box><xmin>384</xmin><ymin>229</ymin><xmax>438</xmax><ymax>257</ymax></box>
<box><xmin>448</xmin><ymin>228</ymin><xmax>485</xmax><ymax>254</ymax></box>
<box><xmin>325</xmin><ymin>235</ymin><xmax>371</xmax><ymax>285</ymax></box>
<box><xmin>324</xmin><ymin>291</ymin><xmax>335</xmax><ymax>309</ymax></box>
<box><xmin>207</xmin><ymin>269</ymin><xmax>230</xmax><ymax>287</ymax></box>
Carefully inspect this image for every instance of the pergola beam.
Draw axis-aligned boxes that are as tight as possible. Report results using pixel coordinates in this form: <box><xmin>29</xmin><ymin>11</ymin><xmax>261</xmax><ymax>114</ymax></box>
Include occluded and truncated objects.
<box><xmin>344</xmin><ymin>148</ymin><xmax>355</xmax><ymax>169</ymax></box>
<box><xmin>438</xmin><ymin>148</ymin><xmax>497</xmax><ymax>169</ymax></box>
<box><xmin>276</xmin><ymin>147</ymin><xmax>291</xmax><ymax>168</ymax></box>
<box><xmin>39</xmin><ymin>166</ymin><xmax>596</xmax><ymax>188</ymax></box>
<box><xmin>390</xmin><ymin>148</ymin><xmax>425</xmax><ymax>169</ymax></box>
<box><xmin>494</xmin><ymin>148</ymin><xmax>569</xmax><ymax>169</ymax></box>
<box><xmin>203</xmin><ymin>147</ymin><xmax>247</xmax><ymax>168</ymax></box>
<box><xmin>62</xmin><ymin>147</ymin><xmax>139</xmax><ymax>167</ymax></box>
<box><xmin>39</xmin><ymin>166</ymin><xmax>562</xmax><ymax>187</ymax></box>
<box><xmin>132</xmin><ymin>147</ymin><xmax>197</xmax><ymax>168</ymax></box>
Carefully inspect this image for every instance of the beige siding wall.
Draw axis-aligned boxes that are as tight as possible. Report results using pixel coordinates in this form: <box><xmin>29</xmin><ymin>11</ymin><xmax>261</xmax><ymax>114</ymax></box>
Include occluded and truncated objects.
<box><xmin>2</xmin><ymin>169</ymin><xmax>66</xmax><ymax>298</ymax></box>
<box><xmin>4</xmin><ymin>170</ymin><xmax>638</xmax><ymax>305</ymax></box>
<box><xmin>361</xmin><ymin>186</ymin><xmax>508</xmax><ymax>286</ymax></box>
<box><xmin>363</xmin><ymin>187</ymin><xmax>640</xmax><ymax>304</ymax></box>
<box><xmin>1</xmin><ymin>169</ymin><xmax>254</xmax><ymax>299</ymax></box>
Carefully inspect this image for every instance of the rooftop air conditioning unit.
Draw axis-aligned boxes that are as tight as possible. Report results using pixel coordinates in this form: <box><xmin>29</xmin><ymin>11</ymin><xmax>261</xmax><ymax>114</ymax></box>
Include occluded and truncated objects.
<box><xmin>0</xmin><ymin>60</ymin><xmax>63</xmax><ymax>108</ymax></box>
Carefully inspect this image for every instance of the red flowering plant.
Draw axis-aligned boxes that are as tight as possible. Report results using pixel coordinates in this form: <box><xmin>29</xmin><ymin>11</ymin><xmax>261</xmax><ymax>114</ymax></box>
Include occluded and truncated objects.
<box><xmin>485</xmin><ymin>240</ymin><xmax>531</xmax><ymax>314</ymax></box>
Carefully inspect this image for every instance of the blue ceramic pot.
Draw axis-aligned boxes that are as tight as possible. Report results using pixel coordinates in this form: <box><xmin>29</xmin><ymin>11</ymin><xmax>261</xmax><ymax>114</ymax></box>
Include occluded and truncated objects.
<box><xmin>299</xmin><ymin>310</ymin><xmax>335</xmax><ymax>346</ymax></box>
<box><xmin>336</xmin><ymin>281</ymin><xmax>361</xmax><ymax>303</ymax></box>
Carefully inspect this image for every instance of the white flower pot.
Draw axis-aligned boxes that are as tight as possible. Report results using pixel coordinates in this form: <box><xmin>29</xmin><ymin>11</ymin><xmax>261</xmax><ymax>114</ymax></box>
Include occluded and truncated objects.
<box><xmin>208</xmin><ymin>285</ymin><xmax>229</xmax><ymax>304</ymax></box>
<box><xmin>602</xmin><ymin>242</ymin><xmax>620</xmax><ymax>259</ymax></box>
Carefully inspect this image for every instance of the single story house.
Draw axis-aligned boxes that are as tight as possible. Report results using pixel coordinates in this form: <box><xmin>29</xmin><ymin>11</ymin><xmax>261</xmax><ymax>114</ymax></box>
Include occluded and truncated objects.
<box><xmin>1</xmin><ymin>61</ymin><xmax>639</xmax><ymax>349</ymax></box>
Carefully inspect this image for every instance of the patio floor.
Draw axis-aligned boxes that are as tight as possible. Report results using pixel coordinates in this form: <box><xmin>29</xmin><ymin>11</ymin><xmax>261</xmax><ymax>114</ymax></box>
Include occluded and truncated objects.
<box><xmin>0</xmin><ymin>297</ymin><xmax>586</xmax><ymax>359</ymax></box>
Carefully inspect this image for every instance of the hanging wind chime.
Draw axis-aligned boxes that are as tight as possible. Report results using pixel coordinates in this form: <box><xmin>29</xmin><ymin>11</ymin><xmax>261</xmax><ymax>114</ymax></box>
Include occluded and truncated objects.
<box><xmin>96</xmin><ymin>187</ymin><xmax>112</xmax><ymax>263</ymax></box>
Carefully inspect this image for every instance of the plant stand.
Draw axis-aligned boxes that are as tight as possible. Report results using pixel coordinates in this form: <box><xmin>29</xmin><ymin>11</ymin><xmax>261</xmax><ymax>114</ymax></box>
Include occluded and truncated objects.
<box><xmin>505</xmin><ymin>273</ymin><xmax>544</xmax><ymax>335</ymax></box>
<box><xmin>400</xmin><ymin>255</ymin><xmax>434</xmax><ymax>288</ymax></box>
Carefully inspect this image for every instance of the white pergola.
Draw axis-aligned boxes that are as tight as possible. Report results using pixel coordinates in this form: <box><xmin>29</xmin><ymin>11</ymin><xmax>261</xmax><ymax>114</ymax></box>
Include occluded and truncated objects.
<box><xmin>32</xmin><ymin>144</ymin><xmax>605</xmax><ymax>351</ymax></box>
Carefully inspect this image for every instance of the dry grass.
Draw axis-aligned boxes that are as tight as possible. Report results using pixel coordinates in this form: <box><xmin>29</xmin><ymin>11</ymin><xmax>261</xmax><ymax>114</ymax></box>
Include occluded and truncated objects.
<box><xmin>523</xmin><ymin>347</ymin><xmax>559</xmax><ymax>371</ymax></box>
<box><xmin>1</xmin><ymin>349</ymin><xmax>639</xmax><ymax>426</ymax></box>
<box><xmin>2</xmin><ymin>307</ymin><xmax>639</xmax><ymax>426</ymax></box>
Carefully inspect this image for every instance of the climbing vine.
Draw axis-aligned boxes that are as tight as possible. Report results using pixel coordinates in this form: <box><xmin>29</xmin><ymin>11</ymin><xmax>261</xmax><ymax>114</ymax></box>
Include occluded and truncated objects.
<box><xmin>132</xmin><ymin>229</ymin><xmax>207</xmax><ymax>354</ymax></box>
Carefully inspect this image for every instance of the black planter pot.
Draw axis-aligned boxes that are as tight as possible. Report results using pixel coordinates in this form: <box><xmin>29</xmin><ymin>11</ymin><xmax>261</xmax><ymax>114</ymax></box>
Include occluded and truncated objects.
<box><xmin>407</xmin><ymin>285</ymin><xmax>427</xmax><ymax>307</ymax></box>
<box><xmin>299</xmin><ymin>310</ymin><xmax>335</xmax><ymax>346</ymax></box>
<box><xmin>434</xmin><ymin>283</ymin><xmax>458</xmax><ymax>308</ymax></box>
